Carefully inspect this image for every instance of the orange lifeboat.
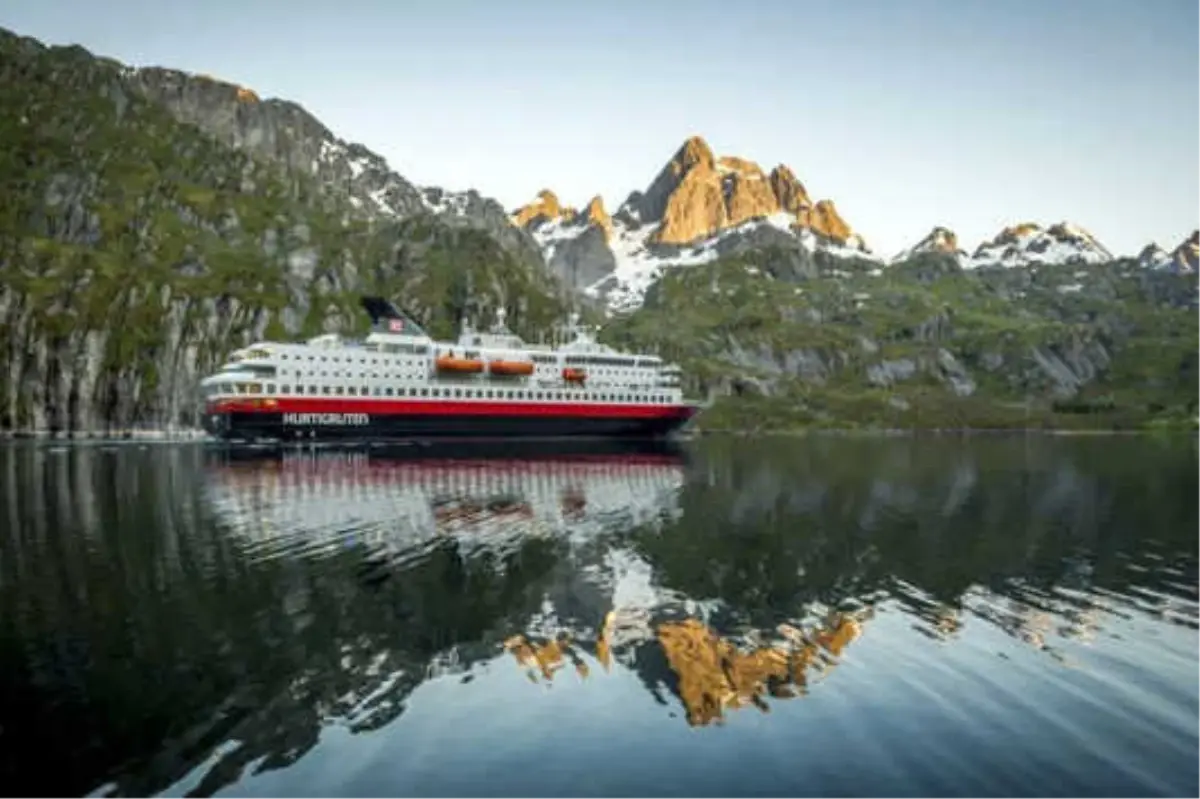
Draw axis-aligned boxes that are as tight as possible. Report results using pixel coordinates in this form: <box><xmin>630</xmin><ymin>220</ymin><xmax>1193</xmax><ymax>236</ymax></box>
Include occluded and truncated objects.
<box><xmin>562</xmin><ymin>367</ymin><xmax>587</xmax><ymax>384</ymax></box>
<box><xmin>436</xmin><ymin>354</ymin><xmax>484</xmax><ymax>374</ymax></box>
<box><xmin>488</xmin><ymin>359</ymin><xmax>534</xmax><ymax>377</ymax></box>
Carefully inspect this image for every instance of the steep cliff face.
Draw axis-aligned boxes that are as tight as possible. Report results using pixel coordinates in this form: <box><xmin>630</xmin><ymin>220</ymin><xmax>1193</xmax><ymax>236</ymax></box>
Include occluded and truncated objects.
<box><xmin>0</xmin><ymin>28</ymin><xmax>568</xmax><ymax>434</ymax></box>
<box><xmin>129</xmin><ymin>67</ymin><xmax>547</xmax><ymax>272</ymax></box>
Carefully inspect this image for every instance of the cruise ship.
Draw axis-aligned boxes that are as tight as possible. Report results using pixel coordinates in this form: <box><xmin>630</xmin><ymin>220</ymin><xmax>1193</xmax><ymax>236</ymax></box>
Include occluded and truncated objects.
<box><xmin>199</xmin><ymin>297</ymin><xmax>701</xmax><ymax>442</ymax></box>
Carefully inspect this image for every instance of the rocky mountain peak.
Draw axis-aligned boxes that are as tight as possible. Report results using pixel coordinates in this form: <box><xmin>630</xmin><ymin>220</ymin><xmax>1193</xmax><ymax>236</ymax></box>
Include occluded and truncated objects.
<box><xmin>767</xmin><ymin>165</ymin><xmax>812</xmax><ymax>214</ymax></box>
<box><xmin>990</xmin><ymin>222</ymin><xmax>1043</xmax><ymax>247</ymax></box>
<box><xmin>971</xmin><ymin>221</ymin><xmax>1113</xmax><ymax>268</ymax></box>
<box><xmin>510</xmin><ymin>190</ymin><xmax>613</xmax><ymax>240</ymax></box>
<box><xmin>925</xmin><ymin>226</ymin><xmax>960</xmax><ymax>252</ymax></box>
<box><xmin>615</xmin><ymin>135</ymin><xmax>862</xmax><ymax>248</ymax></box>
<box><xmin>798</xmin><ymin>199</ymin><xmax>853</xmax><ymax>244</ymax></box>
<box><xmin>676</xmin><ymin>135</ymin><xmax>717</xmax><ymax>172</ymax></box>
<box><xmin>1138</xmin><ymin>242</ymin><xmax>1169</xmax><ymax>264</ymax></box>
<box><xmin>1169</xmin><ymin>230</ymin><xmax>1198</xmax><ymax>274</ymax></box>
<box><xmin>893</xmin><ymin>226</ymin><xmax>963</xmax><ymax>263</ymax></box>
<box><xmin>582</xmin><ymin>195</ymin><xmax>613</xmax><ymax>237</ymax></box>
<box><xmin>513</xmin><ymin>189</ymin><xmax>567</xmax><ymax>227</ymax></box>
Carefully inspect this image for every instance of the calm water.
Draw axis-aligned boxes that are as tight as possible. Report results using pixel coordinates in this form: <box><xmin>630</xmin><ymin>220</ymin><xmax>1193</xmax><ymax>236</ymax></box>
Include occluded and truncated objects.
<box><xmin>0</xmin><ymin>436</ymin><xmax>1196</xmax><ymax>798</ymax></box>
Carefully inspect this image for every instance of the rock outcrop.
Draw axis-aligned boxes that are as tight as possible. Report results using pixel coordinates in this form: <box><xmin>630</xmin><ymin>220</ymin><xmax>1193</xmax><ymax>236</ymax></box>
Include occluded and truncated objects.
<box><xmin>968</xmin><ymin>221</ymin><xmax>1114</xmax><ymax>268</ymax></box>
<box><xmin>616</xmin><ymin>135</ymin><xmax>863</xmax><ymax>247</ymax></box>
<box><xmin>1169</xmin><ymin>230</ymin><xmax>1198</xmax><ymax>274</ymax></box>
<box><xmin>513</xmin><ymin>192</ymin><xmax>613</xmax><ymax>239</ymax></box>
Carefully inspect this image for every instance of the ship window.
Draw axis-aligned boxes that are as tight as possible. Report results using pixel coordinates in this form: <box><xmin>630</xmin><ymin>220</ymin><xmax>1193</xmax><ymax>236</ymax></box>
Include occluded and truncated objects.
<box><xmin>334</xmin><ymin>386</ymin><xmax>343</xmax><ymax>395</ymax></box>
<box><xmin>536</xmin><ymin>392</ymin><xmax>543</xmax><ymax>400</ymax></box>
<box><xmin>363</xmin><ymin>386</ymin><xmax>370</xmax><ymax>396</ymax></box>
<box><xmin>454</xmin><ymin>389</ymin><xmax>462</xmax><ymax>398</ymax></box>
<box><xmin>385</xmin><ymin>388</ymin><xmax>394</xmax><ymax>397</ymax></box>
<box><xmin>486</xmin><ymin>390</ymin><xmax>493</xmax><ymax>399</ymax></box>
<box><xmin>307</xmin><ymin>386</ymin><xmax>315</xmax><ymax>394</ymax></box>
<box><xmin>322</xmin><ymin>386</ymin><xmax>330</xmax><ymax>395</ymax></box>
<box><xmin>420</xmin><ymin>388</ymin><xmax>429</xmax><ymax>397</ymax></box>
<box><xmin>267</xmin><ymin>383</ymin><xmax>276</xmax><ymax>393</ymax></box>
<box><xmin>347</xmin><ymin>386</ymin><xmax>357</xmax><ymax>396</ymax></box>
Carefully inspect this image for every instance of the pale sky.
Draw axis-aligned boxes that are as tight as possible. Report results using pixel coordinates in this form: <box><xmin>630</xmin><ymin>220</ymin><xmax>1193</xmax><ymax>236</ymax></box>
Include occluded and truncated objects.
<box><xmin>4</xmin><ymin>0</ymin><xmax>1197</xmax><ymax>257</ymax></box>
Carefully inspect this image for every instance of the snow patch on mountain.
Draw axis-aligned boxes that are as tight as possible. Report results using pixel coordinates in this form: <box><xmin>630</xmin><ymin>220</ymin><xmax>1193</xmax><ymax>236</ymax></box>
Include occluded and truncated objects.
<box><xmin>574</xmin><ymin>211</ymin><xmax>882</xmax><ymax>312</ymax></box>
<box><xmin>967</xmin><ymin>222</ymin><xmax>1113</xmax><ymax>269</ymax></box>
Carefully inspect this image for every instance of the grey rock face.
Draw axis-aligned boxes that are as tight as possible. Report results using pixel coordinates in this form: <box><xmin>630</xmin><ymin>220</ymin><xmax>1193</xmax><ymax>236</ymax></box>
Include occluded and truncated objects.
<box><xmin>546</xmin><ymin>225</ymin><xmax>617</xmax><ymax>292</ymax></box>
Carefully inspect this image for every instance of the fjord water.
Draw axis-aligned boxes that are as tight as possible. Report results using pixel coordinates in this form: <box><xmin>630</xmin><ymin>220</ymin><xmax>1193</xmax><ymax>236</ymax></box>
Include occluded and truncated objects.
<box><xmin>0</xmin><ymin>437</ymin><xmax>1196</xmax><ymax>798</ymax></box>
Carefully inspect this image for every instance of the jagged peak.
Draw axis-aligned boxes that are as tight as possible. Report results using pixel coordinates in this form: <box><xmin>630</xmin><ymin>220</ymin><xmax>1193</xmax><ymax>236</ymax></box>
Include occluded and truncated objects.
<box><xmin>978</xmin><ymin>220</ymin><xmax>1107</xmax><ymax>249</ymax></box>
<box><xmin>673</xmin><ymin>135</ymin><xmax>716</xmax><ymax>173</ymax></box>
<box><xmin>1169</xmin><ymin>230</ymin><xmax>1199</xmax><ymax>273</ymax></box>
<box><xmin>905</xmin><ymin>226</ymin><xmax>960</xmax><ymax>255</ymax></box>
<box><xmin>970</xmin><ymin>220</ymin><xmax>1113</xmax><ymax>267</ymax></box>
<box><xmin>511</xmin><ymin>190</ymin><xmax>614</xmax><ymax>239</ymax></box>
<box><xmin>716</xmin><ymin>155</ymin><xmax>765</xmax><ymax>178</ymax></box>
<box><xmin>888</xmin><ymin>226</ymin><xmax>964</xmax><ymax>265</ymax></box>
<box><xmin>988</xmin><ymin>222</ymin><xmax>1043</xmax><ymax>247</ymax></box>
<box><xmin>512</xmin><ymin>189</ymin><xmax>565</xmax><ymax>227</ymax></box>
<box><xmin>582</xmin><ymin>195</ymin><xmax>612</xmax><ymax>235</ymax></box>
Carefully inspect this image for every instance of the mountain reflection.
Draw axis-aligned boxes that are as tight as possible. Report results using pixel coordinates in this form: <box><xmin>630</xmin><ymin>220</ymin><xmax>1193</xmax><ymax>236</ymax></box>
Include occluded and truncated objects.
<box><xmin>0</xmin><ymin>436</ymin><xmax>1195</xmax><ymax>797</ymax></box>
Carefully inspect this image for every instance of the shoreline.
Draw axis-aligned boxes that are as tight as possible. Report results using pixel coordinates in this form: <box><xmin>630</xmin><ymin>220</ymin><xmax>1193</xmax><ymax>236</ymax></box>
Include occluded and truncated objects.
<box><xmin>1</xmin><ymin>426</ymin><xmax>1192</xmax><ymax>445</ymax></box>
<box><xmin>691</xmin><ymin>425</ymin><xmax>1197</xmax><ymax>437</ymax></box>
<box><xmin>0</xmin><ymin>428</ymin><xmax>211</xmax><ymax>442</ymax></box>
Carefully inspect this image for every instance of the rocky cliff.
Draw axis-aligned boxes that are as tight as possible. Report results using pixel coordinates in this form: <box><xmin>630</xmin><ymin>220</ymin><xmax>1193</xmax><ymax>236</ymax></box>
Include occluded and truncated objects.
<box><xmin>0</xmin><ymin>27</ymin><xmax>568</xmax><ymax>434</ymax></box>
<box><xmin>512</xmin><ymin>136</ymin><xmax>871</xmax><ymax>309</ymax></box>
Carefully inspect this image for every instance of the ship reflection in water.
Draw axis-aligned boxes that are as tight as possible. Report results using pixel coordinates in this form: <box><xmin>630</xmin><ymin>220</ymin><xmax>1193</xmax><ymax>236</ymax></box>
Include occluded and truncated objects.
<box><xmin>0</xmin><ymin>437</ymin><xmax>1196</xmax><ymax>798</ymax></box>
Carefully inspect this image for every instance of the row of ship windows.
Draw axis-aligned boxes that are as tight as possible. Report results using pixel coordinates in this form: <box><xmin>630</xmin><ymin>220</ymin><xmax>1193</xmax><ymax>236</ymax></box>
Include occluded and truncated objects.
<box><xmin>266</xmin><ymin>366</ymin><xmax>651</xmax><ymax>379</ymax></box>
<box><xmin>249</xmin><ymin>350</ymin><xmax>669</xmax><ymax>372</ymax></box>
<box><xmin>210</xmin><ymin>382</ymin><xmax>676</xmax><ymax>404</ymax></box>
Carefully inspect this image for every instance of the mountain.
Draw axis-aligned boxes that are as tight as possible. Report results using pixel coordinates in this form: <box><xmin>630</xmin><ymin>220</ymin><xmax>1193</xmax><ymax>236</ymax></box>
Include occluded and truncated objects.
<box><xmin>891</xmin><ymin>226</ymin><xmax>967</xmax><ymax>263</ymax></box>
<box><xmin>892</xmin><ymin>222</ymin><xmax>1118</xmax><ymax>270</ymax></box>
<box><xmin>513</xmin><ymin>136</ymin><xmax>1186</xmax><ymax>311</ymax></box>
<box><xmin>1137</xmin><ymin>242</ymin><xmax>1173</xmax><ymax>270</ymax></box>
<box><xmin>1171</xmin><ymin>231</ymin><xmax>1200</xmax><ymax>273</ymax></box>
<box><xmin>1</xmin><ymin>25</ymin><xmax>1195</xmax><ymax>435</ymax></box>
<box><xmin>0</xmin><ymin>27</ymin><xmax>572</xmax><ymax>434</ymax></box>
<box><xmin>512</xmin><ymin>136</ymin><xmax>873</xmax><ymax>311</ymax></box>
<box><xmin>602</xmin><ymin>246</ymin><xmax>1198</xmax><ymax>431</ymax></box>
<box><xmin>965</xmin><ymin>222</ymin><xmax>1114</xmax><ymax>268</ymax></box>
<box><xmin>1139</xmin><ymin>231</ymin><xmax>1199</xmax><ymax>274</ymax></box>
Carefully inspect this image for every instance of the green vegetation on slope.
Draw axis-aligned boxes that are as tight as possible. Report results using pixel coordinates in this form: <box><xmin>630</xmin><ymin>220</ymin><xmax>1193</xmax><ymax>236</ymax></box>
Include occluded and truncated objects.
<box><xmin>601</xmin><ymin>249</ymin><xmax>1199</xmax><ymax>431</ymax></box>
<box><xmin>0</xmin><ymin>29</ymin><xmax>569</xmax><ymax>432</ymax></box>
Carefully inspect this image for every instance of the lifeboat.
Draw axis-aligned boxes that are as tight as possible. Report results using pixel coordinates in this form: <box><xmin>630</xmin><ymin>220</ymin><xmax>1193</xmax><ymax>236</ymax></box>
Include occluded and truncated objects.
<box><xmin>562</xmin><ymin>367</ymin><xmax>587</xmax><ymax>384</ymax></box>
<box><xmin>436</xmin><ymin>354</ymin><xmax>484</xmax><ymax>374</ymax></box>
<box><xmin>488</xmin><ymin>359</ymin><xmax>534</xmax><ymax>377</ymax></box>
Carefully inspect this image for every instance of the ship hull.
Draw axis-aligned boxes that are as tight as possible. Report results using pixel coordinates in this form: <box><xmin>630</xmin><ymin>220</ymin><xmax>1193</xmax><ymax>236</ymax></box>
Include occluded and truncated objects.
<box><xmin>201</xmin><ymin>399</ymin><xmax>699</xmax><ymax>443</ymax></box>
